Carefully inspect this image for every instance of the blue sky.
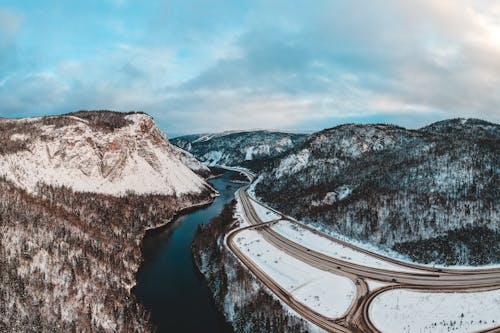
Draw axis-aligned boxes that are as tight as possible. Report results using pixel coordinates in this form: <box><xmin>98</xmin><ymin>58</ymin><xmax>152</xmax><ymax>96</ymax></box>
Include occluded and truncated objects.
<box><xmin>1</xmin><ymin>0</ymin><xmax>499</xmax><ymax>136</ymax></box>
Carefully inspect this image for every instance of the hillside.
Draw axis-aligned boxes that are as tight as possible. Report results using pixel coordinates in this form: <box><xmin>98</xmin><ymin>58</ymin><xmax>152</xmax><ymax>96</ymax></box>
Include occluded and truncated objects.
<box><xmin>255</xmin><ymin>119</ymin><xmax>499</xmax><ymax>265</ymax></box>
<box><xmin>0</xmin><ymin>111</ymin><xmax>212</xmax><ymax>196</ymax></box>
<box><xmin>0</xmin><ymin>111</ymin><xmax>216</xmax><ymax>332</ymax></box>
<box><xmin>171</xmin><ymin>130</ymin><xmax>308</xmax><ymax>171</ymax></box>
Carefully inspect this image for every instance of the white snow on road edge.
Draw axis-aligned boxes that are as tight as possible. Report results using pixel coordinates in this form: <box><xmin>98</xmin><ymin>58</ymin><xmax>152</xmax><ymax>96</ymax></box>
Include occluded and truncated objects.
<box><xmin>246</xmin><ymin>182</ymin><xmax>500</xmax><ymax>271</ymax></box>
<box><xmin>271</xmin><ymin>220</ymin><xmax>419</xmax><ymax>273</ymax></box>
<box><xmin>370</xmin><ymin>288</ymin><xmax>500</xmax><ymax>333</ymax></box>
<box><xmin>305</xmin><ymin>221</ymin><xmax>500</xmax><ymax>271</ymax></box>
<box><xmin>233</xmin><ymin>229</ymin><xmax>356</xmax><ymax>319</ymax></box>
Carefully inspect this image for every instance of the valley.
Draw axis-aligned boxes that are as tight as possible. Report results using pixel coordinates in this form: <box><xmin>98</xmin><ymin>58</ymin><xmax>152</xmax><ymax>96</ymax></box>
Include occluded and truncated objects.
<box><xmin>0</xmin><ymin>111</ymin><xmax>498</xmax><ymax>332</ymax></box>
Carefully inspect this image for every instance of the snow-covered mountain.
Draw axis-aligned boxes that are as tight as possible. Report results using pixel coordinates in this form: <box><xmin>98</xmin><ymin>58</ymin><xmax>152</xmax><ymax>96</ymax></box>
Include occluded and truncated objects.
<box><xmin>255</xmin><ymin>119</ymin><xmax>499</xmax><ymax>265</ymax></box>
<box><xmin>0</xmin><ymin>111</ymin><xmax>216</xmax><ymax>332</ymax></box>
<box><xmin>0</xmin><ymin>111</ymin><xmax>212</xmax><ymax>196</ymax></box>
<box><xmin>171</xmin><ymin>144</ymin><xmax>211</xmax><ymax>177</ymax></box>
<box><xmin>171</xmin><ymin>130</ymin><xmax>308</xmax><ymax>171</ymax></box>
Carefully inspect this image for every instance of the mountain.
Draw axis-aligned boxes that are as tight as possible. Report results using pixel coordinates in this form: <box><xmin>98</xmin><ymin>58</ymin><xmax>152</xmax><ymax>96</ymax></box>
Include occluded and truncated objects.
<box><xmin>0</xmin><ymin>111</ymin><xmax>212</xmax><ymax>195</ymax></box>
<box><xmin>171</xmin><ymin>130</ymin><xmax>309</xmax><ymax>171</ymax></box>
<box><xmin>0</xmin><ymin>111</ymin><xmax>216</xmax><ymax>332</ymax></box>
<box><xmin>421</xmin><ymin>118</ymin><xmax>500</xmax><ymax>139</ymax></box>
<box><xmin>171</xmin><ymin>144</ymin><xmax>211</xmax><ymax>178</ymax></box>
<box><xmin>255</xmin><ymin>119</ymin><xmax>499</xmax><ymax>265</ymax></box>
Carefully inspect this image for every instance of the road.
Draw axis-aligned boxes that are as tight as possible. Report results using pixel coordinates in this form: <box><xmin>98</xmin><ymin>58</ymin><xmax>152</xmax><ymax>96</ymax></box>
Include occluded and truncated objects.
<box><xmin>226</xmin><ymin>185</ymin><xmax>500</xmax><ymax>333</ymax></box>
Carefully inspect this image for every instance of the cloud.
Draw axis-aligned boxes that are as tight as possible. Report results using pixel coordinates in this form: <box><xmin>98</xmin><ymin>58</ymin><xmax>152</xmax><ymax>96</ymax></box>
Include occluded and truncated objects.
<box><xmin>0</xmin><ymin>1</ymin><xmax>499</xmax><ymax>135</ymax></box>
<box><xmin>0</xmin><ymin>8</ymin><xmax>22</xmax><ymax>72</ymax></box>
<box><xmin>0</xmin><ymin>9</ymin><xmax>21</xmax><ymax>38</ymax></box>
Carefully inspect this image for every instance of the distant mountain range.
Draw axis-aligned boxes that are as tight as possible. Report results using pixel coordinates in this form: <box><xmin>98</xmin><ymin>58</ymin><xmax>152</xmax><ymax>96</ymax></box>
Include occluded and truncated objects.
<box><xmin>178</xmin><ymin>118</ymin><xmax>499</xmax><ymax>265</ymax></box>
<box><xmin>171</xmin><ymin>130</ymin><xmax>308</xmax><ymax>171</ymax></box>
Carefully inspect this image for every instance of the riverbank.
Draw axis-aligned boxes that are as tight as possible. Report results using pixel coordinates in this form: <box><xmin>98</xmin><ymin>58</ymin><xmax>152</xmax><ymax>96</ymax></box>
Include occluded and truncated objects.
<box><xmin>192</xmin><ymin>199</ymin><xmax>317</xmax><ymax>333</ymax></box>
<box><xmin>134</xmin><ymin>172</ymin><xmax>241</xmax><ymax>332</ymax></box>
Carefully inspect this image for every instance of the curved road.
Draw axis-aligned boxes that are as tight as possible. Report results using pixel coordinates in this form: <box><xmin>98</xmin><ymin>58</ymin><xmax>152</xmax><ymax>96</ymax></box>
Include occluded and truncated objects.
<box><xmin>226</xmin><ymin>184</ymin><xmax>500</xmax><ymax>333</ymax></box>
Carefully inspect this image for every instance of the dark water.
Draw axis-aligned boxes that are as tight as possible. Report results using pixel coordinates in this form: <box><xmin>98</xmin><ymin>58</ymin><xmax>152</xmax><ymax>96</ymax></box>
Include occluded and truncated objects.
<box><xmin>134</xmin><ymin>173</ymin><xmax>239</xmax><ymax>333</ymax></box>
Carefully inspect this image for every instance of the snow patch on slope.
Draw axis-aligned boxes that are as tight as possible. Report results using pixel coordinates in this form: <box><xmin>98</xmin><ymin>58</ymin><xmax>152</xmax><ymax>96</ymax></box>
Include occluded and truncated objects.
<box><xmin>171</xmin><ymin>144</ymin><xmax>211</xmax><ymax>176</ymax></box>
<box><xmin>275</xmin><ymin>149</ymin><xmax>310</xmax><ymax>178</ymax></box>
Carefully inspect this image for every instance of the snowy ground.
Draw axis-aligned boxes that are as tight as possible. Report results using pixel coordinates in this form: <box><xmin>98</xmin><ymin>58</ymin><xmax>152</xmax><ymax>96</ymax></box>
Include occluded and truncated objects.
<box><xmin>233</xmin><ymin>229</ymin><xmax>356</xmax><ymax>318</ymax></box>
<box><xmin>249</xmin><ymin>199</ymin><xmax>281</xmax><ymax>222</ymax></box>
<box><xmin>271</xmin><ymin>220</ymin><xmax>419</xmax><ymax>273</ymax></box>
<box><xmin>366</xmin><ymin>279</ymin><xmax>389</xmax><ymax>291</ymax></box>
<box><xmin>370</xmin><ymin>288</ymin><xmax>500</xmax><ymax>333</ymax></box>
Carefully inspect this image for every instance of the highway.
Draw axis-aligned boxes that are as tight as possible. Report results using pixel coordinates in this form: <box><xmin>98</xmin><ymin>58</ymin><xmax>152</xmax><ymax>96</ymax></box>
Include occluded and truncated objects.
<box><xmin>226</xmin><ymin>184</ymin><xmax>500</xmax><ymax>333</ymax></box>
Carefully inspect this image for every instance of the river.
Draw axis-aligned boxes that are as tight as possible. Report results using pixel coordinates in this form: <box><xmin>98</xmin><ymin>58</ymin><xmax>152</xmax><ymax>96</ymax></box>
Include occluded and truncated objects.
<box><xmin>134</xmin><ymin>172</ymin><xmax>239</xmax><ymax>333</ymax></box>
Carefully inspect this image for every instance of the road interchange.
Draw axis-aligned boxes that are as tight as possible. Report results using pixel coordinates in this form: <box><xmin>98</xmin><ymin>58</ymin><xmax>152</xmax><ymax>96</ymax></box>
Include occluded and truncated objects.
<box><xmin>225</xmin><ymin>184</ymin><xmax>500</xmax><ymax>333</ymax></box>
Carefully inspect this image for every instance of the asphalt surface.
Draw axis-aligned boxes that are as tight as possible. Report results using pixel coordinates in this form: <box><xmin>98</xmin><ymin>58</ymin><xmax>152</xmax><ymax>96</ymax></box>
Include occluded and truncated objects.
<box><xmin>226</xmin><ymin>183</ymin><xmax>500</xmax><ymax>333</ymax></box>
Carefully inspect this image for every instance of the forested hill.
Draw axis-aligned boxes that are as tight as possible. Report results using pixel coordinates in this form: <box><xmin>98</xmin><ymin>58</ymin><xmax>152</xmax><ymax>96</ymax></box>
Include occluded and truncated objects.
<box><xmin>255</xmin><ymin>118</ymin><xmax>499</xmax><ymax>265</ymax></box>
<box><xmin>171</xmin><ymin>130</ymin><xmax>308</xmax><ymax>172</ymax></box>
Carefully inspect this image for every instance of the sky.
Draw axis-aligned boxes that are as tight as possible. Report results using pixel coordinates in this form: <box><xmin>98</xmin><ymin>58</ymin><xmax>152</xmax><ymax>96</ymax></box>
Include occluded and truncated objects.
<box><xmin>0</xmin><ymin>0</ymin><xmax>499</xmax><ymax>136</ymax></box>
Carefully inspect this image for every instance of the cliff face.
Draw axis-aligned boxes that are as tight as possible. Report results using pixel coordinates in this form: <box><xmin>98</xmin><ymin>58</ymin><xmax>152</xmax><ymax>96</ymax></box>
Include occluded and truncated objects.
<box><xmin>0</xmin><ymin>111</ymin><xmax>212</xmax><ymax>196</ymax></box>
<box><xmin>255</xmin><ymin>119</ymin><xmax>499</xmax><ymax>265</ymax></box>
<box><xmin>0</xmin><ymin>111</ymin><xmax>216</xmax><ymax>332</ymax></box>
<box><xmin>171</xmin><ymin>130</ymin><xmax>308</xmax><ymax>171</ymax></box>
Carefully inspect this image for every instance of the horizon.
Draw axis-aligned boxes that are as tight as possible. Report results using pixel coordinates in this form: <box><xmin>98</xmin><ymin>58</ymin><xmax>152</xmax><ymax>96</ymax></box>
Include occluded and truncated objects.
<box><xmin>0</xmin><ymin>109</ymin><xmax>493</xmax><ymax>138</ymax></box>
<box><xmin>1</xmin><ymin>1</ymin><xmax>500</xmax><ymax>135</ymax></box>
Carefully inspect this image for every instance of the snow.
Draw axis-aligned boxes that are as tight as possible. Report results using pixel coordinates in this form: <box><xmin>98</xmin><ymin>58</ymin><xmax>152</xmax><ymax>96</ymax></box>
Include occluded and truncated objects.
<box><xmin>311</xmin><ymin>186</ymin><xmax>353</xmax><ymax>207</ymax></box>
<box><xmin>244</xmin><ymin>144</ymin><xmax>271</xmax><ymax>161</ymax></box>
<box><xmin>249</xmin><ymin>198</ymin><xmax>281</xmax><ymax>222</ymax></box>
<box><xmin>193</xmin><ymin>134</ymin><xmax>215</xmax><ymax>143</ymax></box>
<box><xmin>366</xmin><ymin>279</ymin><xmax>388</xmax><ymax>291</ymax></box>
<box><xmin>275</xmin><ymin>149</ymin><xmax>310</xmax><ymax>178</ymax></box>
<box><xmin>233</xmin><ymin>190</ymin><xmax>250</xmax><ymax>228</ymax></box>
<box><xmin>202</xmin><ymin>150</ymin><xmax>224</xmax><ymax>165</ymax></box>
<box><xmin>245</xmin><ymin>146</ymin><xmax>254</xmax><ymax>160</ymax></box>
<box><xmin>337</xmin><ymin>185</ymin><xmax>352</xmax><ymax>200</ymax></box>
<box><xmin>0</xmin><ymin>113</ymin><xmax>210</xmax><ymax>196</ymax></box>
<box><xmin>171</xmin><ymin>144</ymin><xmax>211</xmax><ymax>175</ymax></box>
<box><xmin>370</xmin><ymin>288</ymin><xmax>500</xmax><ymax>333</ymax></box>
<box><xmin>233</xmin><ymin>229</ymin><xmax>356</xmax><ymax>318</ymax></box>
<box><xmin>271</xmin><ymin>220</ymin><xmax>419</xmax><ymax>273</ymax></box>
<box><xmin>10</xmin><ymin>133</ymin><xmax>29</xmax><ymax>141</ymax></box>
<box><xmin>305</xmin><ymin>222</ymin><xmax>500</xmax><ymax>271</ymax></box>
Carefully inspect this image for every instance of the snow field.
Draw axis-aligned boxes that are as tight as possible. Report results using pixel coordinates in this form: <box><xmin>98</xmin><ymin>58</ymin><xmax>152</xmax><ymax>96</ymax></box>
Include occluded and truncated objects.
<box><xmin>370</xmin><ymin>288</ymin><xmax>500</xmax><ymax>333</ymax></box>
<box><xmin>365</xmin><ymin>279</ymin><xmax>388</xmax><ymax>291</ymax></box>
<box><xmin>233</xmin><ymin>229</ymin><xmax>356</xmax><ymax>318</ymax></box>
